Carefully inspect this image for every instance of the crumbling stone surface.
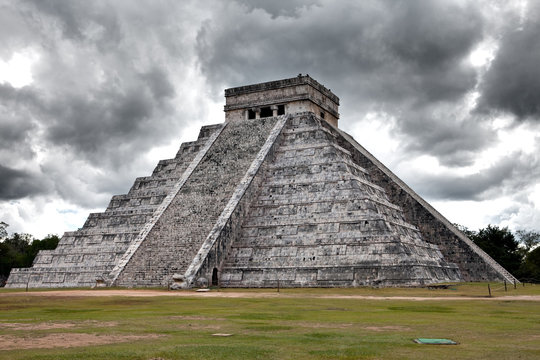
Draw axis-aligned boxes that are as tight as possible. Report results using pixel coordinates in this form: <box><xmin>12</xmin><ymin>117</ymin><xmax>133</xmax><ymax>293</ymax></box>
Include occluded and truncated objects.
<box><xmin>322</xmin><ymin>121</ymin><xmax>508</xmax><ymax>282</ymax></box>
<box><xmin>219</xmin><ymin>114</ymin><xmax>461</xmax><ymax>287</ymax></box>
<box><xmin>224</xmin><ymin>75</ymin><xmax>340</xmax><ymax>126</ymax></box>
<box><xmin>114</xmin><ymin>117</ymin><xmax>278</xmax><ymax>287</ymax></box>
<box><xmin>6</xmin><ymin>126</ymin><xmax>221</xmax><ymax>288</ymax></box>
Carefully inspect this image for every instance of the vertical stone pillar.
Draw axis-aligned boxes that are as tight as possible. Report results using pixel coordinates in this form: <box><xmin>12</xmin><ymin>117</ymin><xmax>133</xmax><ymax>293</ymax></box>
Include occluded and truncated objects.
<box><xmin>271</xmin><ymin>105</ymin><xmax>278</xmax><ymax>117</ymax></box>
<box><xmin>255</xmin><ymin>108</ymin><xmax>261</xmax><ymax>119</ymax></box>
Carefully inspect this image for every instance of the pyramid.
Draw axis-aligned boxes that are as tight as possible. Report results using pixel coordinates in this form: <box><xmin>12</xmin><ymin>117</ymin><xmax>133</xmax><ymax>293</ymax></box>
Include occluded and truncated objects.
<box><xmin>7</xmin><ymin>75</ymin><xmax>517</xmax><ymax>288</ymax></box>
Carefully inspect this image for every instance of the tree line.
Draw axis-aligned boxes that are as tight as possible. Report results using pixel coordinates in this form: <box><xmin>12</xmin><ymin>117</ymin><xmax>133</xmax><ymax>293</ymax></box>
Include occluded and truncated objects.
<box><xmin>0</xmin><ymin>231</ymin><xmax>60</xmax><ymax>287</ymax></box>
<box><xmin>456</xmin><ymin>224</ymin><xmax>540</xmax><ymax>282</ymax></box>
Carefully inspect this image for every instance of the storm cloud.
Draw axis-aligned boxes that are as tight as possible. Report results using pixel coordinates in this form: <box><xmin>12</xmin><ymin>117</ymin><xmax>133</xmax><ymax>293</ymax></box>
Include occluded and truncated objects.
<box><xmin>0</xmin><ymin>0</ymin><xmax>202</xmax><ymax>205</ymax></box>
<box><xmin>0</xmin><ymin>164</ymin><xmax>47</xmax><ymax>200</ymax></box>
<box><xmin>197</xmin><ymin>1</ymin><xmax>483</xmax><ymax>105</ymax></box>
<box><xmin>0</xmin><ymin>0</ymin><xmax>538</xmax><ymax>236</ymax></box>
<box><xmin>407</xmin><ymin>151</ymin><xmax>540</xmax><ymax>201</ymax></box>
<box><xmin>195</xmin><ymin>0</ymin><xmax>490</xmax><ymax>166</ymax></box>
<box><xmin>477</xmin><ymin>2</ymin><xmax>540</xmax><ymax>120</ymax></box>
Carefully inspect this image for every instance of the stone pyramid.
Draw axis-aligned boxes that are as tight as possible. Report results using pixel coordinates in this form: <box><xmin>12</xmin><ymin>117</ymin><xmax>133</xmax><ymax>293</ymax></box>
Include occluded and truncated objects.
<box><xmin>7</xmin><ymin>75</ymin><xmax>517</xmax><ymax>288</ymax></box>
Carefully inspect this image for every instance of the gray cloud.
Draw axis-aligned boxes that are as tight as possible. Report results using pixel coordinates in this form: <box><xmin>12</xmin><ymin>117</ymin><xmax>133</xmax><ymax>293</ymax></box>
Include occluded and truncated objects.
<box><xmin>197</xmin><ymin>0</ymin><xmax>483</xmax><ymax>103</ymax></box>
<box><xmin>385</xmin><ymin>1</ymin><xmax>481</xmax><ymax>69</ymax></box>
<box><xmin>382</xmin><ymin>0</ymin><xmax>482</xmax><ymax>103</ymax></box>
<box><xmin>0</xmin><ymin>0</ymin><xmax>201</xmax><ymax>209</ymax></box>
<box><xmin>0</xmin><ymin>83</ymin><xmax>40</xmax><ymax>161</ymax></box>
<box><xmin>0</xmin><ymin>164</ymin><xmax>47</xmax><ymax>200</ymax></box>
<box><xmin>398</xmin><ymin>108</ymin><xmax>496</xmax><ymax>167</ymax></box>
<box><xmin>196</xmin><ymin>0</ymin><xmax>487</xmax><ymax>166</ymax></box>
<box><xmin>39</xmin><ymin>66</ymin><xmax>176</xmax><ymax>167</ymax></box>
<box><xmin>0</xmin><ymin>3</ymin><xmax>37</xmax><ymax>59</ymax></box>
<box><xmin>0</xmin><ymin>0</ymin><xmax>538</xmax><ymax>235</ymax></box>
<box><xmin>408</xmin><ymin>151</ymin><xmax>540</xmax><ymax>201</ymax></box>
<box><xmin>234</xmin><ymin>0</ymin><xmax>321</xmax><ymax>18</ymax></box>
<box><xmin>477</xmin><ymin>3</ymin><xmax>540</xmax><ymax>120</ymax></box>
<box><xmin>24</xmin><ymin>0</ymin><xmax>123</xmax><ymax>45</ymax></box>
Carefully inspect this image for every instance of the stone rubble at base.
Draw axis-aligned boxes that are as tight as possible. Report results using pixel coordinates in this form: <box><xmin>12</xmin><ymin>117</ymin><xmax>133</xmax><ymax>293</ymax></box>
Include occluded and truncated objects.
<box><xmin>6</xmin><ymin>75</ymin><xmax>516</xmax><ymax>289</ymax></box>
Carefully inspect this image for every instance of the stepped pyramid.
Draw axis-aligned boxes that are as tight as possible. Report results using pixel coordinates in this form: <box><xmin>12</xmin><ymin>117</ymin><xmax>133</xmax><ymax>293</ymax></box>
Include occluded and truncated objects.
<box><xmin>7</xmin><ymin>75</ymin><xmax>517</xmax><ymax>288</ymax></box>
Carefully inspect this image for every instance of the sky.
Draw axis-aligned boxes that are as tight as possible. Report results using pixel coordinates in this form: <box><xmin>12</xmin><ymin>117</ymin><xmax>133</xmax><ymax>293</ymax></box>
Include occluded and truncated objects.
<box><xmin>0</xmin><ymin>0</ymin><xmax>539</xmax><ymax>239</ymax></box>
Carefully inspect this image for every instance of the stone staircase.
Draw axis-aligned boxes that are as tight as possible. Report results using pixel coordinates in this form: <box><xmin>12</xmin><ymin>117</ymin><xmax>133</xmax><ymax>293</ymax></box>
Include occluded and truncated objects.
<box><xmin>113</xmin><ymin>117</ymin><xmax>279</xmax><ymax>287</ymax></box>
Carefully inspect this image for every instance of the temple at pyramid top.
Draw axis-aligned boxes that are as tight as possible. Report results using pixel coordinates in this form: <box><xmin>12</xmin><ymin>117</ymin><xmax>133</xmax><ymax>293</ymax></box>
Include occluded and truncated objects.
<box><xmin>224</xmin><ymin>74</ymin><xmax>340</xmax><ymax>126</ymax></box>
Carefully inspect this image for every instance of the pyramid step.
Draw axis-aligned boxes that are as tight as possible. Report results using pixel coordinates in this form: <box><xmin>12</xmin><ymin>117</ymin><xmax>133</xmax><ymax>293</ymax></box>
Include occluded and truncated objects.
<box><xmin>232</xmin><ymin>233</ymin><xmax>438</xmax><ymax>249</ymax></box>
<box><xmin>275</xmin><ymin>142</ymin><xmax>351</xmax><ymax>157</ymax></box>
<box><xmin>250</xmin><ymin>197</ymin><xmax>403</xmax><ymax>214</ymax></box>
<box><xmin>219</xmin><ymin>263</ymin><xmax>461</xmax><ymax>288</ymax></box>
<box><xmin>268</xmin><ymin>157</ymin><xmax>368</xmax><ymax>175</ymax></box>
<box><xmin>109</xmin><ymin>191</ymin><xmax>168</xmax><ymax>207</ymax></box>
<box><xmin>197</xmin><ymin>124</ymin><xmax>223</xmax><ymax>140</ymax></box>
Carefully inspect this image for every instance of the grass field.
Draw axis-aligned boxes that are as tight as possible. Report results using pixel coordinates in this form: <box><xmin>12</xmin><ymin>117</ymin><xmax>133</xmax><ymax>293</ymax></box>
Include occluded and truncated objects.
<box><xmin>1</xmin><ymin>283</ymin><xmax>539</xmax><ymax>360</ymax></box>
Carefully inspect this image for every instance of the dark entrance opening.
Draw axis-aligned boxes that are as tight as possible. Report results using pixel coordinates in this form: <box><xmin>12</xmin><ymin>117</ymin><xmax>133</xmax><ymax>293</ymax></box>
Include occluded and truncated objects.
<box><xmin>260</xmin><ymin>106</ymin><xmax>273</xmax><ymax>118</ymax></box>
<box><xmin>248</xmin><ymin>109</ymin><xmax>256</xmax><ymax>119</ymax></box>
<box><xmin>212</xmin><ymin>268</ymin><xmax>219</xmax><ymax>286</ymax></box>
<box><xmin>278</xmin><ymin>104</ymin><xmax>285</xmax><ymax>115</ymax></box>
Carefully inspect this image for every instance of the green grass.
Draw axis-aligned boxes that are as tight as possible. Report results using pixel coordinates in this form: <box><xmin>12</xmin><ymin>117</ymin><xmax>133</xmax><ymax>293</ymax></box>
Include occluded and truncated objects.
<box><xmin>0</xmin><ymin>283</ymin><xmax>539</xmax><ymax>359</ymax></box>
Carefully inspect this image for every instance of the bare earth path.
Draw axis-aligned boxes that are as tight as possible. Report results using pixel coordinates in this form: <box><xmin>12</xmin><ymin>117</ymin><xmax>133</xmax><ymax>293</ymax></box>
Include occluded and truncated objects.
<box><xmin>2</xmin><ymin>289</ymin><xmax>540</xmax><ymax>301</ymax></box>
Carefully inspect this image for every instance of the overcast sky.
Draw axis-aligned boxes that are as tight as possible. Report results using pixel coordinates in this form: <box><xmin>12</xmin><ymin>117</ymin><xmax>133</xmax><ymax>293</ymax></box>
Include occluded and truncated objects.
<box><xmin>1</xmin><ymin>0</ymin><xmax>539</xmax><ymax>238</ymax></box>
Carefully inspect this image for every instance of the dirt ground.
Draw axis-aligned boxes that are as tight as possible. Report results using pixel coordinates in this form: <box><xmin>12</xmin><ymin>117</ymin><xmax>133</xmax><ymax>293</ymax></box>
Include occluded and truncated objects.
<box><xmin>0</xmin><ymin>320</ymin><xmax>143</xmax><ymax>350</ymax></box>
<box><xmin>2</xmin><ymin>289</ymin><xmax>540</xmax><ymax>301</ymax></box>
<box><xmin>0</xmin><ymin>321</ymin><xmax>117</xmax><ymax>331</ymax></box>
<box><xmin>0</xmin><ymin>333</ymin><xmax>164</xmax><ymax>351</ymax></box>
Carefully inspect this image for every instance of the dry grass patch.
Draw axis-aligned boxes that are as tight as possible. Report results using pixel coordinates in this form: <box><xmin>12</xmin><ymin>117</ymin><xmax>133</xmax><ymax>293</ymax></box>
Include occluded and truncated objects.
<box><xmin>0</xmin><ymin>333</ymin><xmax>164</xmax><ymax>350</ymax></box>
<box><xmin>168</xmin><ymin>315</ymin><xmax>226</xmax><ymax>321</ymax></box>
<box><xmin>0</xmin><ymin>320</ymin><xmax>117</xmax><ymax>331</ymax></box>
<box><xmin>364</xmin><ymin>325</ymin><xmax>411</xmax><ymax>332</ymax></box>
<box><xmin>293</xmin><ymin>321</ymin><xmax>354</xmax><ymax>329</ymax></box>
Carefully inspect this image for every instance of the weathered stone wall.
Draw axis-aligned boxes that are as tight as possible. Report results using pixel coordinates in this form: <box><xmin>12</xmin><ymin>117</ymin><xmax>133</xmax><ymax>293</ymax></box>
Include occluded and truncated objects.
<box><xmin>224</xmin><ymin>75</ymin><xmax>339</xmax><ymax>126</ymax></box>
<box><xmin>321</xmin><ymin>121</ymin><xmax>509</xmax><ymax>282</ymax></box>
<box><xmin>6</xmin><ymin>125</ymin><xmax>221</xmax><ymax>288</ymax></box>
<box><xmin>114</xmin><ymin>117</ymin><xmax>278</xmax><ymax>287</ymax></box>
<box><xmin>219</xmin><ymin>113</ymin><xmax>461</xmax><ymax>287</ymax></box>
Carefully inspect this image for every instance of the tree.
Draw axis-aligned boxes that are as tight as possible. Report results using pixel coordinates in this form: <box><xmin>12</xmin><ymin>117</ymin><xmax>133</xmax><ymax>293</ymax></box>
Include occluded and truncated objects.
<box><xmin>519</xmin><ymin>246</ymin><xmax>540</xmax><ymax>282</ymax></box>
<box><xmin>516</xmin><ymin>230</ymin><xmax>540</xmax><ymax>252</ymax></box>
<box><xmin>0</xmin><ymin>221</ymin><xmax>8</xmax><ymax>239</ymax></box>
<box><xmin>0</xmin><ymin>241</ymin><xmax>16</xmax><ymax>286</ymax></box>
<box><xmin>470</xmin><ymin>225</ymin><xmax>523</xmax><ymax>276</ymax></box>
<box><xmin>26</xmin><ymin>234</ymin><xmax>60</xmax><ymax>265</ymax></box>
<box><xmin>0</xmin><ymin>233</ymin><xmax>59</xmax><ymax>287</ymax></box>
<box><xmin>454</xmin><ymin>223</ymin><xmax>476</xmax><ymax>239</ymax></box>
